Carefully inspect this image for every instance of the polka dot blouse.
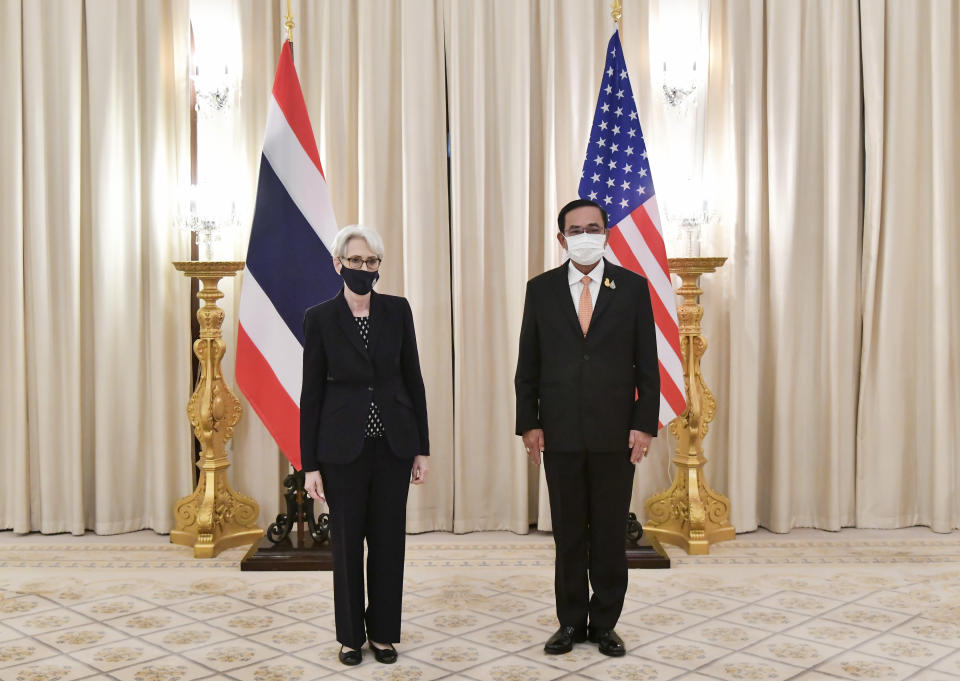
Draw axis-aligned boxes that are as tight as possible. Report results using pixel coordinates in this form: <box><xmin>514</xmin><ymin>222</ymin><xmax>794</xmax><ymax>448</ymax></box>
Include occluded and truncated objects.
<box><xmin>354</xmin><ymin>316</ymin><xmax>386</xmax><ymax>438</ymax></box>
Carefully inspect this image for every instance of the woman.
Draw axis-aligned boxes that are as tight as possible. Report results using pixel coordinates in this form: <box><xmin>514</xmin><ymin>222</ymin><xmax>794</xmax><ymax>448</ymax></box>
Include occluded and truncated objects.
<box><xmin>300</xmin><ymin>224</ymin><xmax>430</xmax><ymax>666</ymax></box>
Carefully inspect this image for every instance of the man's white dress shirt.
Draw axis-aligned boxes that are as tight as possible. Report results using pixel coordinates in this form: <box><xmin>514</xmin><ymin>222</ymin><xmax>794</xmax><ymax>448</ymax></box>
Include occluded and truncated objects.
<box><xmin>567</xmin><ymin>258</ymin><xmax>604</xmax><ymax>314</ymax></box>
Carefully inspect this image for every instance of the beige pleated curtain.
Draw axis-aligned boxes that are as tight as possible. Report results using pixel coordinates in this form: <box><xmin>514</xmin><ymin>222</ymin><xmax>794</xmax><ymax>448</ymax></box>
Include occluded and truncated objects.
<box><xmin>699</xmin><ymin>0</ymin><xmax>864</xmax><ymax>532</ymax></box>
<box><xmin>2</xmin><ymin>0</ymin><xmax>958</xmax><ymax>535</ymax></box>
<box><xmin>1</xmin><ymin>0</ymin><xmax>192</xmax><ymax>534</ymax></box>
<box><xmin>857</xmin><ymin>0</ymin><xmax>960</xmax><ymax>532</ymax></box>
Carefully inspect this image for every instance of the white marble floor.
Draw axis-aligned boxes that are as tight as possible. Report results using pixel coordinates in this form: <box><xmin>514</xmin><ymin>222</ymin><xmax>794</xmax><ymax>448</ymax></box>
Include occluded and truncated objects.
<box><xmin>0</xmin><ymin>528</ymin><xmax>958</xmax><ymax>681</ymax></box>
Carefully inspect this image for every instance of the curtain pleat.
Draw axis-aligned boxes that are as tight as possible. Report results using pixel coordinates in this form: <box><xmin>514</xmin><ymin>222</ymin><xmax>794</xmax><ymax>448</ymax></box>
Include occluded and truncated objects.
<box><xmin>857</xmin><ymin>0</ymin><xmax>960</xmax><ymax>531</ymax></box>
<box><xmin>0</xmin><ymin>0</ymin><xmax>30</xmax><ymax>533</ymax></box>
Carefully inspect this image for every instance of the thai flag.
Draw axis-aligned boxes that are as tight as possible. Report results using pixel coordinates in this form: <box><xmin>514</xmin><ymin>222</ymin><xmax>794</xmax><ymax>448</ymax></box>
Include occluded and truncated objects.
<box><xmin>236</xmin><ymin>41</ymin><xmax>340</xmax><ymax>470</ymax></box>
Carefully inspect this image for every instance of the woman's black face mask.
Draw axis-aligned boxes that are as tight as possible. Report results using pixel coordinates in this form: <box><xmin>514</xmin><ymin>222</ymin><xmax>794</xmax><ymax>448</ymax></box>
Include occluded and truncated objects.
<box><xmin>340</xmin><ymin>266</ymin><xmax>379</xmax><ymax>295</ymax></box>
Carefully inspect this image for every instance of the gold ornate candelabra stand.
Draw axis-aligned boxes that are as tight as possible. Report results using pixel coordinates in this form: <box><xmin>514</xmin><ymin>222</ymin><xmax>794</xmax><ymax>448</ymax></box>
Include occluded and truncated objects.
<box><xmin>644</xmin><ymin>257</ymin><xmax>735</xmax><ymax>554</ymax></box>
<box><xmin>170</xmin><ymin>261</ymin><xmax>262</xmax><ymax>558</ymax></box>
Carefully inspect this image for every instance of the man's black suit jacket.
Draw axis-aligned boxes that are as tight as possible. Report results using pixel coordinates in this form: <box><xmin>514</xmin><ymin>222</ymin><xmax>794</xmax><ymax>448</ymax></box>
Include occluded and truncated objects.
<box><xmin>300</xmin><ymin>290</ymin><xmax>429</xmax><ymax>472</ymax></box>
<box><xmin>515</xmin><ymin>259</ymin><xmax>660</xmax><ymax>452</ymax></box>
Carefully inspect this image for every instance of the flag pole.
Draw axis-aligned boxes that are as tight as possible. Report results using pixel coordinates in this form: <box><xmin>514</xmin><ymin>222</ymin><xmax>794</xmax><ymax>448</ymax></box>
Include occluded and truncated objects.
<box><xmin>284</xmin><ymin>0</ymin><xmax>294</xmax><ymax>43</ymax></box>
<box><xmin>282</xmin><ymin>0</ymin><xmax>296</xmax><ymax>491</ymax></box>
<box><xmin>282</xmin><ymin>0</ymin><xmax>296</xmax><ymax>496</ymax></box>
<box><xmin>611</xmin><ymin>0</ymin><xmax>623</xmax><ymax>37</ymax></box>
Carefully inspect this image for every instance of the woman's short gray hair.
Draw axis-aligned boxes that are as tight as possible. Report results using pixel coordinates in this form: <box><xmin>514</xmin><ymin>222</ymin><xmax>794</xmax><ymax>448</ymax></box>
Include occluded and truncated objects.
<box><xmin>331</xmin><ymin>224</ymin><xmax>385</xmax><ymax>260</ymax></box>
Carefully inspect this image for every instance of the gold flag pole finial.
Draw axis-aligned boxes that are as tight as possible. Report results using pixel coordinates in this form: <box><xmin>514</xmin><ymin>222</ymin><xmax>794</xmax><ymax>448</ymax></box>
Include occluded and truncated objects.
<box><xmin>284</xmin><ymin>0</ymin><xmax>295</xmax><ymax>43</ymax></box>
<box><xmin>611</xmin><ymin>0</ymin><xmax>623</xmax><ymax>34</ymax></box>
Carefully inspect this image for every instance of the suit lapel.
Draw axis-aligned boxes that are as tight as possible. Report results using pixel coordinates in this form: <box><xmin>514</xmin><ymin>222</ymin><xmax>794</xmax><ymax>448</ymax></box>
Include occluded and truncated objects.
<box><xmin>335</xmin><ymin>291</ymin><xmax>370</xmax><ymax>359</ymax></box>
<box><xmin>366</xmin><ymin>291</ymin><xmax>385</xmax><ymax>358</ymax></box>
<box><xmin>553</xmin><ymin>263</ymin><xmax>582</xmax><ymax>336</ymax></box>
<box><xmin>590</xmin><ymin>258</ymin><xmax>616</xmax><ymax>326</ymax></box>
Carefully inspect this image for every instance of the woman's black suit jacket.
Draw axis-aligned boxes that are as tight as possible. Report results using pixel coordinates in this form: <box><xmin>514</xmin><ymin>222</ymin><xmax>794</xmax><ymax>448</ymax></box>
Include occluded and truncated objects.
<box><xmin>299</xmin><ymin>290</ymin><xmax>429</xmax><ymax>472</ymax></box>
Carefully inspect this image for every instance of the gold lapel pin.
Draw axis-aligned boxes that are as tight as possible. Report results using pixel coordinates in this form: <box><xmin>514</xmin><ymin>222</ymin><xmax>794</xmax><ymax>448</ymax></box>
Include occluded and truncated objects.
<box><xmin>604</xmin><ymin>277</ymin><xmax>616</xmax><ymax>289</ymax></box>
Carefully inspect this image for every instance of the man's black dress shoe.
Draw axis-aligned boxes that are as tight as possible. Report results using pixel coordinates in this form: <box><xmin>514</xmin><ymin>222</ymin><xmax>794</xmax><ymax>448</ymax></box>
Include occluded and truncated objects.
<box><xmin>544</xmin><ymin>625</ymin><xmax>587</xmax><ymax>654</ymax></box>
<box><xmin>370</xmin><ymin>643</ymin><xmax>398</xmax><ymax>664</ymax></box>
<box><xmin>588</xmin><ymin>628</ymin><xmax>626</xmax><ymax>657</ymax></box>
<box><xmin>338</xmin><ymin>646</ymin><xmax>363</xmax><ymax>665</ymax></box>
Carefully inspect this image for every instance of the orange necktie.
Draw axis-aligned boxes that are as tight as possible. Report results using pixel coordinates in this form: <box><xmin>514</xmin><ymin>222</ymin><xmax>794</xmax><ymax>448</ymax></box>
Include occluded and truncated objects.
<box><xmin>578</xmin><ymin>275</ymin><xmax>592</xmax><ymax>336</ymax></box>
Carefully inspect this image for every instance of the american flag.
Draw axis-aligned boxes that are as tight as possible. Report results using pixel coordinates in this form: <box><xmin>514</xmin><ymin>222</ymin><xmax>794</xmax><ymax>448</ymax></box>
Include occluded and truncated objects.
<box><xmin>579</xmin><ymin>32</ymin><xmax>686</xmax><ymax>430</ymax></box>
<box><xmin>236</xmin><ymin>41</ymin><xmax>341</xmax><ymax>470</ymax></box>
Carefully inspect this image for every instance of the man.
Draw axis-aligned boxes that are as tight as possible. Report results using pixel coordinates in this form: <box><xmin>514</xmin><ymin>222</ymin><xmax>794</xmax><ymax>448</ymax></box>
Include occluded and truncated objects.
<box><xmin>515</xmin><ymin>198</ymin><xmax>660</xmax><ymax>657</ymax></box>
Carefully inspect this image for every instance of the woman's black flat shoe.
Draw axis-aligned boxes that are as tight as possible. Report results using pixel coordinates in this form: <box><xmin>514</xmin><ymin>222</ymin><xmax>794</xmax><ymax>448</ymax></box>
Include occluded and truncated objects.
<box><xmin>371</xmin><ymin>643</ymin><xmax>398</xmax><ymax>664</ymax></box>
<box><xmin>339</xmin><ymin>646</ymin><xmax>362</xmax><ymax>666</ymax></box>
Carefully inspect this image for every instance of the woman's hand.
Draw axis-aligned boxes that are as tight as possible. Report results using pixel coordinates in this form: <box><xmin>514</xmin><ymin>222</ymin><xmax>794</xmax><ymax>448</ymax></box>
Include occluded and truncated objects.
<box><xmin>303</xmin><ymin>470</ymin><xmax>325</xmax><ymax>503</ymax></box>
<box><xmin>411</xmin><ymin>455</ymin><xmax>429</xmax><ymax>484</ymax></box>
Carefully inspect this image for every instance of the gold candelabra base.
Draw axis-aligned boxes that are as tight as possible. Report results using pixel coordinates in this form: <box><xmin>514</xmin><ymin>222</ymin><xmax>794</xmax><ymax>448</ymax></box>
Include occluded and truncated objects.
<box><xmin>643</xmin><ymin>257</ymin><xmax>735</xmax><ymax>555</ymax></box>
<box><xmin>170</xmin><ymin>261</ymin><xmax>263</xmax><ymax>558</ymax></box>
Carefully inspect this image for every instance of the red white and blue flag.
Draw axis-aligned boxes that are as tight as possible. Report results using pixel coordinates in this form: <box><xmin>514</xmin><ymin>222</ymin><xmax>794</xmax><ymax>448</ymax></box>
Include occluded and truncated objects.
<box><xmin>236</xmin><ymin>41</ymin><xmax>340</xmax><ymax>470</ymax></box>
<box><xmin>579</xmin><ymin>32</ymin><xmax>686</xmax><ymax>429</ymax></box>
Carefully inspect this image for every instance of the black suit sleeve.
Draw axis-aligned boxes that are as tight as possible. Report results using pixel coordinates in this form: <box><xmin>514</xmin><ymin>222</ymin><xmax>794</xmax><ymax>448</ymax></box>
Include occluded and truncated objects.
<box><xmin>400</xmin><ymin>299</ymin><xmax>430</xmax><ymax>455</ymax></box>
<box><xmin>514</xmin><ymin>280</ymin><xmax>541</xmax><ymax>435</ymax></box>
<box><xmin>299</xmin><ymin>309</ymin><xmax>327</xmax><ymax>472</ymax></box>
<box><xmin>632</xmin><ymin>277</ymin><xmax>661</xmax><ymax>436</ymax></box>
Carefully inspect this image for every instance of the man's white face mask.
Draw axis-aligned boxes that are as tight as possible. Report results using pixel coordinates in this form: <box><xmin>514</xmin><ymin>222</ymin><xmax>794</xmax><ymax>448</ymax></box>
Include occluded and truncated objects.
<box><xmin>565</xmin><ymin>233</ymin><xmax>606</xmax><ymax>266</ymax></box>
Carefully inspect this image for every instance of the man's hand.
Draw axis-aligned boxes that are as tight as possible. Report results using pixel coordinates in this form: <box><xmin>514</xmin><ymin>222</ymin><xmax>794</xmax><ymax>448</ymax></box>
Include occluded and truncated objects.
<box><xmin>411</xmin><ymin>455</ymin><xmax>429</xmax><ymax>484</ymax></box>
<box><xmin>304</xmin><ymin>470</ymin><xmax>325</xmax><ymax>503</ymax></box>
<box><xmin>629</xmin><ymin>430</ymin><xmax>653</xmax><ymax>463</ymax></box>
<box><xmin>522</xmin><ymin>428</ymin><xmax>545</xmax><ymax>465</ymax></box>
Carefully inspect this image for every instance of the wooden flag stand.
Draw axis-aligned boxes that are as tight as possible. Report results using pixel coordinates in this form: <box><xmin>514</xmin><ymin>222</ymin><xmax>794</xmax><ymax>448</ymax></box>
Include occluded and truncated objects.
<box><xmin>241</xmin><ymin>469</ymin><xmax>333</xmax><ymax>571</ymax></box>
<box><xmin>626</xmin><ymin>513</ymin><xmax>671</xmax><ymax>568</ymax></box>
<box><xmin>239</xmin><ymin>484</ymin><xmax>669</xmax><ymax>571</ymax></box>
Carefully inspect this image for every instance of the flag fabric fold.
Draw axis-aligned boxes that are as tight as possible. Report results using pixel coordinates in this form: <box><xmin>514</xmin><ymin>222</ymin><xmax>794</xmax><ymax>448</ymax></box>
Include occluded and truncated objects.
<box><xmin>578</xmin><ymin>31</ymin><xmax>686</xmax><ymax>430</ymax></box>
<box><xmin>236</xmin><ymin>41</ymin><xmax>340</xmax><ymax>470</ymax></box>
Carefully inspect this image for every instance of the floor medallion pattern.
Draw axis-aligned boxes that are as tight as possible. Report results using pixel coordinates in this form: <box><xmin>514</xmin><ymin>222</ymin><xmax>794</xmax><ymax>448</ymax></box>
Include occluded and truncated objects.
<box><xmin>0</xmin><ymin>529</ymin><xmax>958</xmax><ymax>680</ymax></box>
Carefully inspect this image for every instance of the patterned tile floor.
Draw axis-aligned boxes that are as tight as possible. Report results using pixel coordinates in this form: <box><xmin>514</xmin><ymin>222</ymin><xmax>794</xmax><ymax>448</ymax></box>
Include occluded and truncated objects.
<box><xmin>0</xmin><ymin>529</ymin><xmax>959</xmax><ymax>681</ymax></box>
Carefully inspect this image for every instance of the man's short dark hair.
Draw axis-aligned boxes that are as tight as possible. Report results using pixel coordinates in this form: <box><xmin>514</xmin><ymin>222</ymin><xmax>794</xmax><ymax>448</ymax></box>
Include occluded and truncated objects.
<box><xmin>557</xmin><ymin>199</ymin><xmax>609</xmax><ymax>233</ymax></box>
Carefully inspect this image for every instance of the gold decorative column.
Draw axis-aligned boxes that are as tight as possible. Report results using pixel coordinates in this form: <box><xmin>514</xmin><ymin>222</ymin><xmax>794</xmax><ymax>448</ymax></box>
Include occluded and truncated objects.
<box><xmin>170</xmin><ymin>261</ymin><xmax>263</xmax><ymax>558</ymax></box>
<box><xmin>644</xmin><ymin>257</ymin><xmax>735</xmax><ymax>554</ymax></box>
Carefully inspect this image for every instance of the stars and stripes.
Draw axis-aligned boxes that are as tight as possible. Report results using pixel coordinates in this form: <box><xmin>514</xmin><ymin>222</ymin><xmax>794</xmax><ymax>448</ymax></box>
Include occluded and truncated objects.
<box><xmin>579</xmin><ymin>32</ymin><xmax>686</xmax><ymax>430</ymax></box>
<box><xmin>236</xmin><ymin>41</ymin><xmax>341</xmax><ymax>470</ymax></box>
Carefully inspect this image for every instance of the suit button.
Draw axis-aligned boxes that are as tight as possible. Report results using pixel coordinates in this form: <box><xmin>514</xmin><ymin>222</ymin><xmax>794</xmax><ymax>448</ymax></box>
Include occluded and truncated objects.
<box><xmin>367</xmin><ymin>386</ymin><xmax>374</xmax><ymax>391</ymax></box>
<box><xmin>584</xmin><ymin>354</ymin><xmax>590</xmax><ymax>360</ymax></box>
